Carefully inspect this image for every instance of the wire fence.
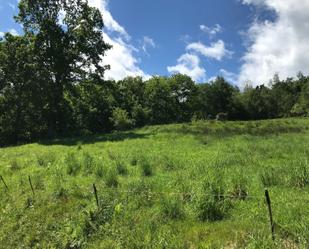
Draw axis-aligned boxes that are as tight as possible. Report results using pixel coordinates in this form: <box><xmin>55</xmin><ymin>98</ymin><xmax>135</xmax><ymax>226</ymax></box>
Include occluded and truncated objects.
<box><xmin>1</xmin><ymin>173</ymin><xmax>309</xmax><ymax>244</ymax></box>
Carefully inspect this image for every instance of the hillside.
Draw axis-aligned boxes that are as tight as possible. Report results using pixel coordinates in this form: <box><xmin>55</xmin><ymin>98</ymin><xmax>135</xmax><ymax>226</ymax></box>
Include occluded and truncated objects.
<box><xmin>0</xmin><ymin>118</ymin><xmax>309</xmax><ymax>248</ymax></box>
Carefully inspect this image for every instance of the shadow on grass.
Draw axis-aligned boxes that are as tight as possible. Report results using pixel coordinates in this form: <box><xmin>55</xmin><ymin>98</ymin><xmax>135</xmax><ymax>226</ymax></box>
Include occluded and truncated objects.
<box><xmin>38</xmin><ymin>131</ymin><xmax>152</xmax><ymax>146</ymax></box>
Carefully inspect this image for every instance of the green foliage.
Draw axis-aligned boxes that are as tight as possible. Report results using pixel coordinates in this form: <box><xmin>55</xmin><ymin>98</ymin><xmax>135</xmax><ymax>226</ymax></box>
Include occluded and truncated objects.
<box><xmin>105</xmin><ymin>168</ymin><xmax>118</xmax><ymax>187</ymax></box>
<box><xmin>260</xmin><ymin>168</ymin><xmax>282</xmax><ymax>187</ymax></box>
<box><xmin>82</xmin><ymin>152</ymin><xmax>95</xmax><ymax>175</ymax></box>
<box><xmin>139</xmin><ymin>158</ymin><xmax>153</xmax><ymax>176</ymax></box>
<box><xmin>9</xmin><ymin>159</ymin><xmax>20</xmax><ymax>171</ymax></box>
<box><xmin>0</xmin><ymin>119</ymin><xmax>309</xmax><ymax>247</ymax></box>
<box><xmin>115</xmin><ymin>160</ymin><xmax>128</xmax><ymax>175</ymax></box>
<box><xmin>95</xmin><ymin>162</ymin><xmax>105</xmax><ymax>178</ymax></box>
<box><xmin>195</xmin><ymin>177</ymin><xmax>232</xmax><ymax>221</ymax></box>
<box><xmin>160</xmin><ymin>196</ymin><xmax>184</xmax><ymax>220</ymax></box>
<box><xmin>36</xmin><ymin>152</ymin><xmax>56</xmax><ymax>167</ymax></box>
<box><xmin>110</xmin><ymin>108</ymin><xmax>134</xmax><ymax>131</ymax></box>
<box><xmin>65</xmin><ymin>152</ymin><xmax>81</xmax><ymax>175</ymax></box>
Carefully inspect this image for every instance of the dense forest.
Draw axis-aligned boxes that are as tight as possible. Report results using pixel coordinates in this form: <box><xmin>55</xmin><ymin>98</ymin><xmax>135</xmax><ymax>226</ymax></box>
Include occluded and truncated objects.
<box><xmin>1</xmin><ymin>0</ymin><xmax>309</xmax><ymax>146</ymax></box>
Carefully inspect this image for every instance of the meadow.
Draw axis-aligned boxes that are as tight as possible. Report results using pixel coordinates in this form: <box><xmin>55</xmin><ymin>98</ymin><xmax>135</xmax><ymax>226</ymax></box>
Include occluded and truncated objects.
<box><xmin>0</xmin><ymin>118</ymin><xmax>309</xmax><ymax>248</ymax></box>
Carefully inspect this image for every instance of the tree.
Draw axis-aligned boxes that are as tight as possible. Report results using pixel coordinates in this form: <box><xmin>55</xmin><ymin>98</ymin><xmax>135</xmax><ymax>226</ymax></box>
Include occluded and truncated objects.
<box><xmin>145</xmin><ymin>76</ymin><xmax>177</xmax><ymax>124</ymax></box>
<box><xmin>196</xmin><ymin>77</ymin><xmax>238</xmax><ymax>119</ymax></box>
<box><xmin>0</xmin><ymin>33</ymin><xmax>46</xmax><ymax>144</ymax></box>
<box><xmin>16</xmin><ymin>0</ymin><xmax>111</xmax><ymax>137</ymax></box>
<box><xmin>168</xmin><ymin>74</ymin><xmax>198</xmax><ymax>122</ymax></box>
<box><xmin>110</xmin><ymin>108</ymin><xmax>134</xmax><ymax>131</ymax></box>
<box><xmin>291</xmin><ymin>79</ymin><xmax>309</xmax><ymax>116</ymax></box>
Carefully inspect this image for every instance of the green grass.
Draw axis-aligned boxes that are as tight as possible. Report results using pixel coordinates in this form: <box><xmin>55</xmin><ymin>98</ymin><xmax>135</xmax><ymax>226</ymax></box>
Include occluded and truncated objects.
<box><xmin>0</xmin><ymin>118</ymin><xmax>309</xmax><ymax>248</ymax></box>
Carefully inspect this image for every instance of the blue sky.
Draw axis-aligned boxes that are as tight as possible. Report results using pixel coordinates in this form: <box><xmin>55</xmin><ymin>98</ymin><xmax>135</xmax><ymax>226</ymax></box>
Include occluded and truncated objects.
<box><xmin>1</xmin><ymin>0</ymin><xmax>309</xmax><ymax>86</ymax></box>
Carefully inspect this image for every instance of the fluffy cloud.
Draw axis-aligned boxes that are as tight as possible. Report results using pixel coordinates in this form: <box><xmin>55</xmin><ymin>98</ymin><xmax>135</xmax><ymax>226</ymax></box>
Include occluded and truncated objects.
<box><xmin>186</xmin><ymin>40</ymin><xmax>232</xmax><ymax>61</ymax></box>
<box><xmin>167</xmin><ymin>53</ymin><xmax>206</xmax><ymax>82</ymax></box>
<box><xmin>218</xmin><ymin>69</ymin><xmax>238</xmax><ymax>85</ymax></box>
<box><xmin>88</xmin><ymin>0</ymin><xmax>149</xmax><ymax>80</ymax></box>
<box><xmin>168</xmin><ymin>37</ymin><xmax>232</xmax><ymax>82</ymax></box>
<box><xmin>200</xmin><ymin>24</ymin><xmax>222</xmax><ymax>37</ymax></box>
<box><xmin>239</xmin><ymin>0</ymin><xmax>309</xmax><ymax>86</ymax></box>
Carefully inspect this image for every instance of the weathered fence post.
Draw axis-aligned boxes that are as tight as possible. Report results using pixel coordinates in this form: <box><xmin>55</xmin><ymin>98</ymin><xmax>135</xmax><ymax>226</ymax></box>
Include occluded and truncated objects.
<box><xmin>265</xmin><ymin>189</ymin><xmax>275</xmax><ymax>241</ymax></box>
<box><xmin>0</xmin><ymin>175</ymin><xmax>9</xmax><ymax>191</ymax></box>
<box><xmin>93</xmin><ymin>183</ymin><xmax>99</xmax><ymax>208</ymax></box>
<box><xmin>28</xmin><ymin>175</ymin><xmax>35</xmax><ymax>196</ymax></box>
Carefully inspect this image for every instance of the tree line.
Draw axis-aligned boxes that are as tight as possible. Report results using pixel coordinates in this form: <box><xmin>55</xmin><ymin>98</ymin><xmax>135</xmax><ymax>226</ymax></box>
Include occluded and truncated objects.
<box><xmin>0</xmin><ymin>0</ymin><xmax>309</xmax><ymax>146</ymax></box>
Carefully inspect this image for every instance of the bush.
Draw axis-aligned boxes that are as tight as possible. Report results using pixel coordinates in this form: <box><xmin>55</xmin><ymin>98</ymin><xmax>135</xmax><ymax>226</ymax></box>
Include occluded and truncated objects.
<box><xmin>195</xmin><ymin>178</ymin><xmax>232</xmax><ymax>221</ymax></box>
<box><xmin>109</xmin><ymin>108</ymin><xmax>134</xmax><ymax>131</ymax></box>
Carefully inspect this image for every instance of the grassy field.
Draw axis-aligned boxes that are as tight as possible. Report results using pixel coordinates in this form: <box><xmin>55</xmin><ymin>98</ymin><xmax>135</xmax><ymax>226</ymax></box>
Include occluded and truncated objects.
<box><xmin>0</xmin><ymin>118</ymin><xmax>309</xmax><ymax>248</ymax></box>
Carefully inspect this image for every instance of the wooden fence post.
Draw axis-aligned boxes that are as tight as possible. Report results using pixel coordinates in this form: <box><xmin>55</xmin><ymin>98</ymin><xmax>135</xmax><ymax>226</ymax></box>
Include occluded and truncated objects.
<box><xmin>28</xmin><ymin>175</ymin><xmax>35</xmax><ymax>196</ymax></box>
<box><xmin>0</xmin><ymin>175</ymin><xmax>9</xmax><ymax>191</ymax></box>
<box><xmin>265</xmin><ymin>189</ymin><xmax>275</xmax><ymax>241</ymax></box>
<box><xmin>93</xmin><ymin>183</ymin><xmax>99</xmax><ymax>208</ymax></box>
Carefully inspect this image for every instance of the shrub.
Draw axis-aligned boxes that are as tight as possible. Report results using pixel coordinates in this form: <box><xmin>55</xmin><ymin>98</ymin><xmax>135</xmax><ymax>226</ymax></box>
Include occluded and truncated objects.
<box><xmin>109</xmin><ymin>108</ymin><xmax>134</xmax><ymax>131</ymax></box>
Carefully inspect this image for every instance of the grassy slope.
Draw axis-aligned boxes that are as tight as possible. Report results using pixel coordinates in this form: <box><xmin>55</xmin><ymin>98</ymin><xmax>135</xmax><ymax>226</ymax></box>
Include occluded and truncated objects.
<box><xmin>0</xmin><ymin>118</ymin><xmax>309</xmax><ymax>248</ymax></box>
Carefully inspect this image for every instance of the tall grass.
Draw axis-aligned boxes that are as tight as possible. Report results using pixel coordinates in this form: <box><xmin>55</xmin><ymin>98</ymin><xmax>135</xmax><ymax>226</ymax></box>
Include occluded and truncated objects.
<box><xmin>0</xmin><ymin>118</ymin><xmax>308</xmax><ymax>248</ymax></box>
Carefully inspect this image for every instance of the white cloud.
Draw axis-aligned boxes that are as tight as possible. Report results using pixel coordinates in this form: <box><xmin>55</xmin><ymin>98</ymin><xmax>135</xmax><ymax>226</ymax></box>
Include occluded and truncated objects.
<box><xmin>103</xmin><ymin>35</ymin><xmax>150</xmax><ymax>80</ymax></box>
<box><xmin>219</xmin><ymin>69</ymin><xmax>238</xmax><ymax>84</ymax></box>
<box><xmin>88</xmin><ymin>0</ymin><xmax>129</xmax><ymax>40</ymax></box>
<box><xmin>186</xmin><ymin>40</ymin><xmax>233</xmax><ymax>61</ymax></box>
<box><xmin>238</xmin><ymin>0</ymin><xmax>309</xmax><ymax>86</ymax></box>
<box><xmin>0</xmin><ymin>32</ymin><xmax>4</xmax><ymax>38</ymax></box>
<box><xmin>8</xmin><ymin>29</ymin><xmax>18</xmax><ymax>36</ymax></box>
<box><xmin>88</xmin><ymin>0</ymin><xmax>149</xmax><ymax>80</ymax></box>
<box><xmin>167</xmin><ymin>53</ymin><xmax>206</xmax><ymax>82</ymax></box>
<box><xmin>200</xmin><ymin>24</ymin><xmax>222</xmax><ymax>37</ymax></box>
<box><xmin>142</xmin><ymin>36</ymin><xmax>156</xmax><ymax>54</ymax></box>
